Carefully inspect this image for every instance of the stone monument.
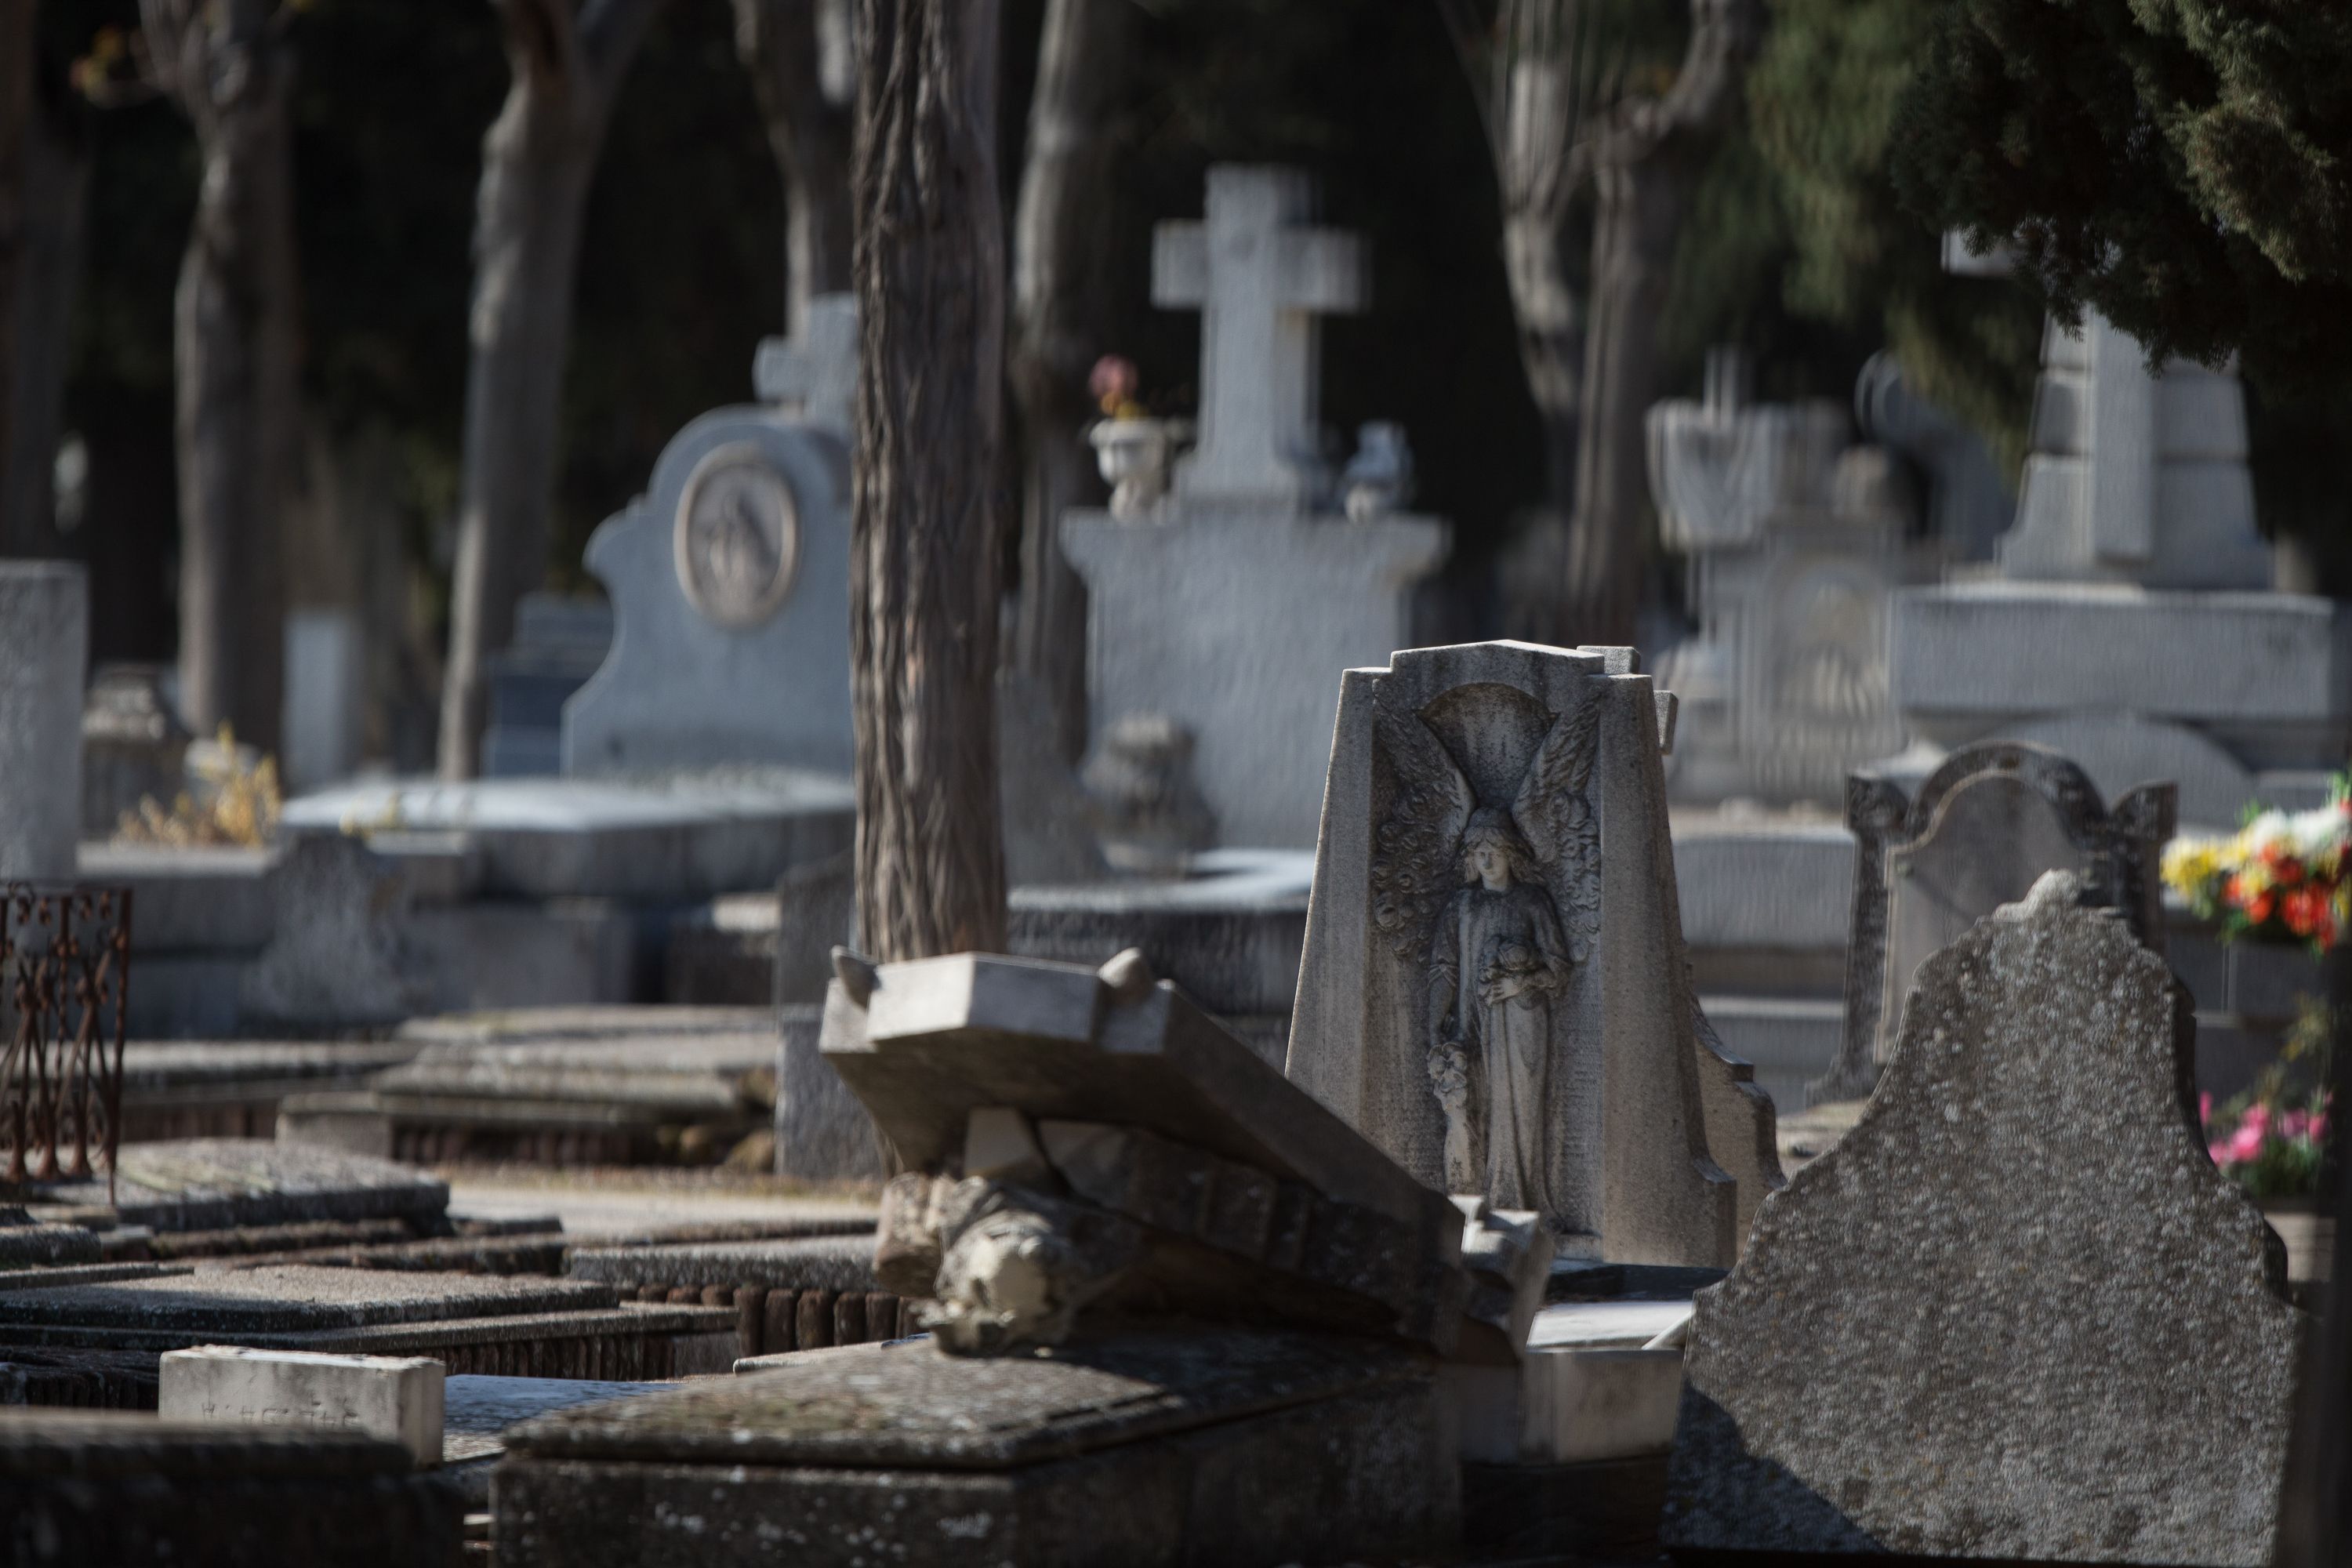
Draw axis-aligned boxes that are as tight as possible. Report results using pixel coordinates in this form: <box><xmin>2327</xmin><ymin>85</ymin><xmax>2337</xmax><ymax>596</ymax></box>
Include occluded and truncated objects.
<box><xmin>0</xmin><ymin>561</ymin><xmax>87</xmax><ymax>880</ymax></box>
<box><xmin>1813</xmin><ymin>740</ymin><xmax>2174</xmax><ymax>1105</ymax></box>
<box><xmin>1286</xmin><ymin>641</ymin><xmax>1779</xmax><ymax>1267</ymax></box>
<box><xmin>1061</xmin><ymin>165</ymin><xmax>1450</xmax><ymax>848</ymax></box>
<box><xmin>1647</xmin><ymin>357</ymin><xmax>1922</xmax><ymax>807</ymax></box>
<box><xmin>1664</xmin><ymin>873</ymin><xmax>2303</xmax><ymax>1565</ymax></box>
<box><xmin>494</xmin><ymin>947</ymin><xmax>1499</xmax><ymax>1565</ymax></box>
<box><xmin>561</xmin><ymin>296</ymin><xmax>857</xmax><ymax>777</ymax></box>
<box><xmin>1893</xmin><ymin>310</ymin><xmax>2352</xmax><ymax>829</ymax></box>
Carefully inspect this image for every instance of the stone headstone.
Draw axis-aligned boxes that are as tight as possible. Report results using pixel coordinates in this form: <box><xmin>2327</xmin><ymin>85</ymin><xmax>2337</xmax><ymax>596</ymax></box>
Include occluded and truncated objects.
<box><xmin>752</xmin><ymin>291</ymin><xmax>858</xmax><ymax>441</ymax></box>
<box><xmin>1151</xmin><ymin>165</ymin><xmax>1365</xmax><ymax>511</ymax></box>
<box><xmin>281</xmin><ymin>608</ymin><xmax>362</xmax><ymax>792</ymax></box>
<box><xmin>1664</xmin><ymin>873</ymin><xmax>2303</xmax><ymax>1565</ymax></box>
<box><xmin>1813</xmin><ymin>740</ymin><xmax>2174</xmax><ymax>1105</ymax></box>
<box><xmin>0</xmin><ymin>561</ymin><xmax>87</xmax><ymax>880</ymax></box>
<box><xmin>2002</xmin><ymin>313</ymin><xmax>2270</xmax><ymax>589</ymax></box>
<box><xmin>1287</xmin><ymin>641</ymin><xmax>1777</xmax><ymax>1266</ymax></box>
<box><xmin>481</xmin><ymin>593</ymin><xmax>613</xmax><ymax>779</ymax></box>
<box><xmin>1890</xmin><ymin>295</ymin><xmax>2350</xmax><ymax>831</ymax></box>
<box><xmin>1648</xmin><ymin>375</ymin><xmax>1920</xmax><ymax>807</ymax></box>
<box><xmin>81</xmin><ymin>662</ymin><xmax>190</xmax><ymax>837</ymax></box>
<box><xmin>1062</xmin><ymin>164</ymin><xmax>1449</xmax><ymax>848</ymax></box>
<box><xmin>159</xmin><ymin>1345</ymin><xmax>445</xmax><ymax>1466</ymax></box>
<box><xmin>561</xmin><ymin>377</ymin><xmax>852</xmax><ymax>779</ymax></box>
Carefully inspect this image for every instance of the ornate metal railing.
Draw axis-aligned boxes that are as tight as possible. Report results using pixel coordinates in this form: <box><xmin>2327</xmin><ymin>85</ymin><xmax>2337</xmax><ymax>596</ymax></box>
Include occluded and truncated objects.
<box><xmin>0</xmin><ymin>885</ymin><xmax>132</xmax><ymax>1198</ymax></box>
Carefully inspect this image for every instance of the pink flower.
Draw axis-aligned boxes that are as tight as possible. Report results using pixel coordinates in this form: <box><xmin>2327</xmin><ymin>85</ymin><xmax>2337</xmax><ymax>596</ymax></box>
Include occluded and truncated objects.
<box><xmin>2242</xmin><ymin>1103</ymin><xmax>2273</xmax><ymax>1138</ymax></box>
<box><xmin>2209</xmin><ymin>1140</ymin><xmax>2237</xmax><ymax>1167</ymax></box>
<box><xmin>2227</xmin><ymin>1124</ymin><xmax>2267</xmax><ymax>1163</ymax></box>
<box><xmin>2281</xmin><ymin>1109</ymin><xmax>2310</xmax><ymax>1140</ymax></box>
<box><xmin>2199</xmin><ymin>1092</ymin><xmax>2214</xmax><ymax>1127</ymax></box>
<box><xmin>2311</xmin><ymin>1113</ymin><xmax>2331</xmax><ymax>1145</ymax></box>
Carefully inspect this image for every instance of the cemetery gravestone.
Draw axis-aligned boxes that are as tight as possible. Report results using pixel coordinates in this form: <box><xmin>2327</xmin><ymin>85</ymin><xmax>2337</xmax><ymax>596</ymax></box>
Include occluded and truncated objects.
<box><xmin>1062</xmin><ymin>165</ymin><xmax>1450</xmax><ymax>848</ymax></box>
<box><xmin>1893</xmin><ymin>310</ymin><xmax>2352</xmax><ymax>829</ymax></box>
<box><xmin>1287</xmin><ymin>641</ymin><xmax>1777</xmax><ymax>1266</ymax></box>
<box><xmin>561</xmin><ymin>299</ymin><xmax>858</xmax><ymax>777</ymax></box>
<box><xmin>1664</xmin><ymin>873</ymin><xmax>2303</xmax><ymax>1566</ymax></box>
<box><xmin>0</xmin><ymin>561</ymin><xmax>87</xmax><ymax>880</ymax></box>
<box><xmin>1648</xmin><ymin>368</ymin><xmax>1921</xmax><ymax>808</ymax></box>
<box><xmin>1813</xmin><ymin>740</ymin><xmax>2173</xmax><ymax>1105</ymax></box>
<box><xmin>495</xmin><ymin>948</ymin><xmax>1486</xmax><ymax>1566</ymax></box>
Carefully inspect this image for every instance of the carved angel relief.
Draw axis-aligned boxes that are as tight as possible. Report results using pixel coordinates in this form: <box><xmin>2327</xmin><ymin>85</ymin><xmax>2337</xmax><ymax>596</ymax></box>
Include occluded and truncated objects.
<box><xmin>1369</xmin><ymin>694</ymin><xmax>1601</xmax><ymax>1210</ymax></box>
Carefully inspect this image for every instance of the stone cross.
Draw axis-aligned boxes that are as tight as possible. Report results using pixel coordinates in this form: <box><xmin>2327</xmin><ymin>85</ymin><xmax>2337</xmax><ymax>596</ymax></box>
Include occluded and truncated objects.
<box><xmin>753</xmin><ymin>292</ymin><xmax>858</xmax><ymax>441</ymax></box>
<box><xmin>1152</xmin><ymin>165</ymin><xmax>1366</xmax><ymax>510</ymax></box>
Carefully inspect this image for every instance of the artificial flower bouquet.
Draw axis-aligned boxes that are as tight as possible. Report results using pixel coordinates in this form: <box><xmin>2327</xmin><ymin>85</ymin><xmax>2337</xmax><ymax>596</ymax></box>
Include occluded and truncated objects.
<box><xmin>2161</xmin><ymin>776</ymin><xmax>2349</xmax><ymax>955</ymax></box>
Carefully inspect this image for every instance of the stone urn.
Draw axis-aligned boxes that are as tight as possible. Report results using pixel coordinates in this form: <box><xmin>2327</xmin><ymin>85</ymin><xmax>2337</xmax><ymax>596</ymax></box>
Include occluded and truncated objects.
<box><xmin>1088</xmin><ymin>418</ymin><xmax>1189</xmax><ymax>521</ymax></box>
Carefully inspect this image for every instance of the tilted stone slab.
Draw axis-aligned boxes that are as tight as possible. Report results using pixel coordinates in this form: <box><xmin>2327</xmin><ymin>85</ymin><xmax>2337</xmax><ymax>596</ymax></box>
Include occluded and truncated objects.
<box><xmin>567</xmin><ymin>1235</ymin><xmax>877</xmax><ymax>1294</ymax></box>
<box><xmin>0</xmin><ymin>1265</ymin><xmax>615</xmax><ymax>1335</ymax></box>
<box><xmin>821</xmin><ymin>950</ymin><xmax>1469</xmax><ymax>1348</ymax></box>
<box><xmin>27</xmin><ymin>1138</ymin><xmax>448</xmax><ymax>1234</ymax></box>
<box><xmin>1662</xmin><ymin>873</ymin><xmax>2303</xmax><ymax>1565</ymax></box>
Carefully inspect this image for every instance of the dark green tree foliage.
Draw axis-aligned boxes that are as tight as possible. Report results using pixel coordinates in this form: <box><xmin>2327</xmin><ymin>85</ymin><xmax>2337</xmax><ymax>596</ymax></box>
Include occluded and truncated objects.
<box><xmin>1891</xmin><ymin>0</ymin><xmax>2352</xmax><ymax>390</ymax></box>
<box><xmin>1737</xmin><ymin>0</ymin><xmax>2039</xmax><ymax>467</ymax></box>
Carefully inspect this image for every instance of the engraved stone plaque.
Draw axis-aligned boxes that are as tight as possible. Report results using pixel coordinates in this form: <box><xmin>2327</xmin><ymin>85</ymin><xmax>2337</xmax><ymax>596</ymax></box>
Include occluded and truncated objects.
<box><xmin>673</xmin><ymin>443</ymin><xmax>800</xmax><ymax>629</ymax></box>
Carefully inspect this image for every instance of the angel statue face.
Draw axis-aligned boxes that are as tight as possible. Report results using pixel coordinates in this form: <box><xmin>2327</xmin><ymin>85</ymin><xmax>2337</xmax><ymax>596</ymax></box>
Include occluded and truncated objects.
<box><xmin>1461</xmin><ymin>808</ymin><xmax>1537</xmax><ymax>893</ymax></box>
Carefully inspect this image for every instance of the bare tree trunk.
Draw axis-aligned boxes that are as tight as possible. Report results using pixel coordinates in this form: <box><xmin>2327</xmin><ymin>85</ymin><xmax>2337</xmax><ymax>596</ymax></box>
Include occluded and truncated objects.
<box><xmin>1446</xmin><ymin>0</ymin><xmax>1757</xmax><ymax>645</ymax></box>
<box><xmin>849</xmin><ymin>0</ymin><xmax>1006</xmax><ymax>960</ymax></box>
<box><xmin>1007</xmin><ymin>0</ymin><xmax>1137</xmax><ymax>763</ymax></box>
<box><xmin>145</xmin><ymin>0</ymin><xmax>299</xmax><ymax>751</ymax></box>
<box><xmin>733</xmin><ymin>0</ymin><xmax>853</xmax><ymax>334</ymax></box>
<box><xmin>438</xmin><ymin>0</ymin><xmax>667</xmax><ymax>779</ymax></box>
<box><xmin>0</xmin><ymin>0</ymin><xmax>31</xmax><ymax>546</ymax></box>
<box><xmin>2</xmin><ymin>42</ymin><xmax>89</xmax><ymax>560</ymax></box>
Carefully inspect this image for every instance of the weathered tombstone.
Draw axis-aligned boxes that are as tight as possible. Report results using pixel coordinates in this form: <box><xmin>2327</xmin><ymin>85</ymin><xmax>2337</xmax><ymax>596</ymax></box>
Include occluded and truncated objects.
<box><xmin>0</xmin><ymin>561</ymin><xmax>87</xmax><ymax>880</ymax></box>
<box><xmin>1812</xmin><ymin>740</ymin><xmax>2173</xmax><ymax>1105</ymax></box>
<box><xmin>561</xmin><ymin>301</ymin><xmax>857</xmax><ymax>777</ymax></box>
<box><xmin>1893</xmin><ymin>306</ymin><xmax>2352</xmax><ymax>829</ymax></box>
<box><xmin>1664</xmin><ymin>873</ymin><xmax>2303</xmax><ymax>1565</ymax></box>
<box><xmin>281</xmin><ymin>608</ymin><xmax>363</xmax><ymax>791</ymax></box>
<box><xmin>1062</xmin><ymin>165</ymin><xmax>1449</xmax><ymax>848</ymax></box>
<box><xmin>496</xmin><ymin>948</ymin><xmax>1494</xmax><ymax>1566</ymax></box>
<box><xmin>1287</xmin><ymin>641</ymin><xmax>1777</xmax><ymax>1266</ymax></box>
<box><xmin>1647</xmin><ymin>363</ymin><xmax>1922</xmax><ymax>808</ymax></box>
<box><xmin>80</xmin><ymin>662</ymin><xmax>190</xmax><ymax>836</ymax></box>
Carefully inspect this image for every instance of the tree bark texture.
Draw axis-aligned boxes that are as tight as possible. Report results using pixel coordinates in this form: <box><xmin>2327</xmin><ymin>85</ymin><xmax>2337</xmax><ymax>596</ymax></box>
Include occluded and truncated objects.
<box><xmin>1448</xmin><ymin>0</ymin><xmax>1759</xmax><ymax>646</ymax></box>
<box><xmin>849</xmin><ymin>0</ymin><xmax>1007</xmax><ymax>960</ymax></box>
<box><xmin>1</xmin><ymin>27</ymin><xmax>88</xmax><ymax>560</ymax></box>
<box><xmin>438</xmin><ymin>0</ymin><xmax>667</xmax><ymax>779</ymax></box>
<box><xmin>0</xmin><ymin>0</ymin><xmax>32</xmax><ymax>550</ymax></box>
<box><xmin>145</xmin><ymin>0</ymin><xmax>301</xmax><ymax>751</ymax></box>
<box><xmin>1007</xmin><ymin>0</ymin><xmax>1138</xmax><ymax>763</ymax></box>
<box><xmin>733</xmin><ymin>0</ymin><xmax>854</xmax><ymax>335</ymax></box>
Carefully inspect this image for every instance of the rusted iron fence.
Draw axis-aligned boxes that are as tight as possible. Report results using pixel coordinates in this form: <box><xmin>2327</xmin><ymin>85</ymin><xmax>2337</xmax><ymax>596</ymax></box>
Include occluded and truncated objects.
<box><xmin>0</xmin><ymin>885</ymin><xmax>132</xmax><ymax>1197</ymax></box>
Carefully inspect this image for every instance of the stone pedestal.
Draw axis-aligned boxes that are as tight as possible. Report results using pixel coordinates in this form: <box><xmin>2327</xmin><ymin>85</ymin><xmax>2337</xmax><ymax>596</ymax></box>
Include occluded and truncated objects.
<box><xmin>1062</xmin><ymin>510</ymin><xmax>1445</xmax><ymax>848</ymax></box>
<box><xmin>1889</xmin><ymin>312</ymin><xmax>2349</xmax><ymax>829</ymax></box>
<box><xmin>0</xmin><ymin>561</ymin><xmax>86</xmax><ymax>880</ymax></box>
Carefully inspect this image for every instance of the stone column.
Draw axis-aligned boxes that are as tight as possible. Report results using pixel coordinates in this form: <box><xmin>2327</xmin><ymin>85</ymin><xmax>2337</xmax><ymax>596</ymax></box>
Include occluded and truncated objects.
<box><xmin>0</xmin><ymin>562</ymin><xmax>89</xmax><ymax>880</ymax></box>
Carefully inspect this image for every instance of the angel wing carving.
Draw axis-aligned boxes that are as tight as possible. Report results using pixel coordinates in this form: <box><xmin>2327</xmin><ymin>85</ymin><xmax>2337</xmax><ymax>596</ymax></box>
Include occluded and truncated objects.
<box><xmin>1369</xmin><ymin>706</ymin><xmax>1475</xmax><ymax>960</ymax></box>
<box><xmin>1510</xmin><ymin>693</ymin><xmax>1602</xmax><ymax>954</ymax></box>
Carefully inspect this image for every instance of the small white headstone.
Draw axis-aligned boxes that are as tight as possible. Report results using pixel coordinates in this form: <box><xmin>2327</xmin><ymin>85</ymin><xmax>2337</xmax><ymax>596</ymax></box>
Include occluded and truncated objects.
<box><xmin>159</xmin><ymin>1345</ymin><xmax>445</xmax><ymax>1467</ymax></box>
<box><xmin>0</xmin><ymin>562</ymin><xmax>86</xmax><ymax>880</ymax></box>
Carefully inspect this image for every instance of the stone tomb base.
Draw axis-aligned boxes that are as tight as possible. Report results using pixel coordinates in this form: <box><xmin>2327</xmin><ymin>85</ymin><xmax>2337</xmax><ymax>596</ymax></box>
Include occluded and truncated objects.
<box><xmin>0</xmin><ymin>1411</ymin><xmax>463</xmax><ymax>1567</ymax></box>
<box><xmin>495</xmin><ymin>1329</ymin><xmax>1457</xmax><ymax>1568</ymax></box>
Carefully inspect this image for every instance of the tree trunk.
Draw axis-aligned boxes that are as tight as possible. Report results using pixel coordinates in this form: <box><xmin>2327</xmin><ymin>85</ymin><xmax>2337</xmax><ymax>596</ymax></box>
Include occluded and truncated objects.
<box><xmin>147</xmin><ymin>0</ymin><xmax>299</xmax><ymax>752</ymax></box>
<box><xmin>0</xmin><ymin>0</ymin><xmax>31</xmax><ymax>548</ymax></box>
<box><xmin>438</xmin><ymin>0</ymin><xmax>666</xmax><ymax>780</ymax></box>
<box><xmin>1007</xmin><ymin>0</ymin><xmax>1138</xmax><ymax>763</ymax></box>
<box><xmin>1</xmin><ymin>62</ymin><xmax>88</xmax><ymax>560</ymax></box>
<box><xmin>849</xmin><ymin>0</ymin><xmax>1006</xmax><ymax>960</ymax></box>
<box><xmin>1557</xmin><ymin>158</ymin><xmax>1682</xmax><ymax>648</ymax></box>
<box><xmin>733</xmin><ymin>0</ymin><xmax>854</xmax><ymax>334</ymax></box>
